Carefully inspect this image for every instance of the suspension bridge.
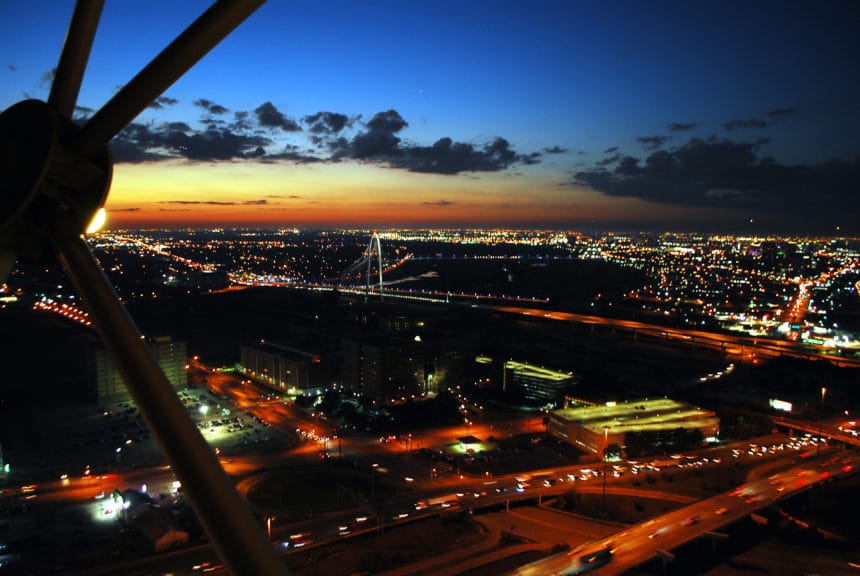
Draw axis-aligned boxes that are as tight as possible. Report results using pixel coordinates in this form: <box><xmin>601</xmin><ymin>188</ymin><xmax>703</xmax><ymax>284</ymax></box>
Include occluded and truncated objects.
<box><xmin>340</xmin><ymin>232</ymin><xmax>398</xmax><ymax>299</ymax></box>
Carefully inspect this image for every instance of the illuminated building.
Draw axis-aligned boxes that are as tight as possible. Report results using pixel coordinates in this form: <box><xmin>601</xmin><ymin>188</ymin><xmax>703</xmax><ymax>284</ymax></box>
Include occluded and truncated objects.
<box><xmin>547</xmin><ymin>398</ymin><xmax>719</xmax><ymax>455</ymax></box>
<box><xmin>502</xmin><ymin>360</ymin><xmax>577</xmax><ymax>403</ymax></box>
<box><xmin>88</xmin><ymin>336</ymin><xmax>187</xmax><ymax>404</ymax></box>
<box><xmin>240</xmin><ymin>340</ymin><xmax>334</xmax><ymax>397</ymax></box>
<box><xmin>341</xmin><ymin>335</ymin><xmax>425</xmax><ymax>402</ymax></box>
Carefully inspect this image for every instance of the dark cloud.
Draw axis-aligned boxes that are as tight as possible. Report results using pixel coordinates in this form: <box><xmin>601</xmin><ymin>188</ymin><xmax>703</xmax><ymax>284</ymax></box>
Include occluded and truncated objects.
<box><xmin>596</xmin><ymin>154</ymin><xmax>621</xmax><ymax>167</ymax></box>
<box><xmin>367</xmin><ymin>109</ymin><xmax>408</xmax><ymax>133</ymax></box>
<box><xmin>108</xmin><ymin>102</ymin><xmax>535</xmax><ymax>175</ymax></box>
<box><xmin>394</xmin><ymin>136</ymin><xmax>532</xmax><ymax>174</ymax></box>
<box><xmin>159</xmin><ymin>199</ymin><xmax>269</xmax><ymax>206</ymax></box>
<box><xmin>40</xmin><ymin>67</ymin><xmax>56</xmax><ymax>86</ymax></box>
<box><xmin>723</xmin><ymin>118</ymin><xmax>767</xmax><ymax>131</ymax></box>
<box><xmin>767</xmin><ymin>107</ymin><xmax>798</xmax><ymax>121</ymax></box>
<box><xmin>265</xmin><ymin>145</ymin><xmax>323</xmax><ymax>164</ymax></box>
<box><xmin>423</xmin><ymin>199</ymin><xmax>455</xmax><ymax>206</ymax></box>
<box><xmin>109</xmin><ymin>120</ymin><xmax>272</xmax><ymax>162</ymax></box>
<box><xmin>636</xmin><ymin>135</ymin><xmax>671</xmax><ymax>150</ymax></box>
<box><xmin>254</xmin><ymin>101</ymin><xmax>301</xmax><ymax>132</ymax></box>
<box><xmin>344</xmin><ymin>109</ymin><xmax>408</xmax><ymax>159</ymax></box>
<box><xmin>7</xmin><ymin>64</ymin><xmax>15</xmax><ymax>71</ymax></box>
<box><xmin>604</xmin><ymin>146</ymin><xmax>619</xmax><ymax>154</ymax></box>
<box><xmin>194</xmin><ymin>98</ymin><xmax>229</xmax><ymax>115</ymax></box>
<box><xmin>325</xmin><ymin>109</ymin><xmax>540</xmax><ymax>174</ymax></box>
<box><xmin>73</xmin><ymin>105</ymin><xmax>94</xmax><ymax>123</ymax></box>
<box><xmin>229</xmin><ymin>110</ymin><xmax>253</xmax><ymax>132</ymax></box>
<box><xmin>574</xmin><ymin>137</ymin><xmax>860</xmax><ymax>231</ymax></box>
<box><xmin>667</xmin><ymin>122</ymin><xmax>695</xmax><ymax>132</ymax></box>
<box><xmin>148</xmin><ymin>95</ymin><xmax>179</xmax><ymax>110</ymax></box>
<box><xmin>543</xmin><ymin>145</ymin><xmax>568</xmax><ymax>154</ymax></box>
<box><xmin>303</xmin><ymin>111</ymin><xmax>353</xmax><ymax>146</ymax></box>
<box><xmin>303</xmin><ymin>111</ymin><xmax>350</xmax><ymax>134</ymax></box>
<box><xmin>161</xmin><ymin>200</ymin><xmax>237</xmax><ymax>206</ymax></box>
<box><xmin>110</xmin><ymin>207</ymin><xmax>140</xmax><ymax>212</ymax></box>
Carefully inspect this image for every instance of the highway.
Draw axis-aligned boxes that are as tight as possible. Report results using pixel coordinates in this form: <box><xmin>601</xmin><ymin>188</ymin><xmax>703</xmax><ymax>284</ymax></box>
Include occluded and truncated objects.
<box><xmin>495</xmin><ymin>305</ymin><xmax>860</xmax><ymax>368</ymax></box>
<box><xmin>772</xmin><ymin>415</ymin><xmax>860</xmax><ymax>449</ymax></box>
<box><xmin>508</xmin><ymin>450</ymin><xmax>859</xmax><ymax>575</ymax></box>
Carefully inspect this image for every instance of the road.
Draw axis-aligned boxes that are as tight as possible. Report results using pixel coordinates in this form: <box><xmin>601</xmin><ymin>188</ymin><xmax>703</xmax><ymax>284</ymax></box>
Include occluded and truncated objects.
<box><xmin>508</xmin><ymin>449</ymin><xmax>859</xmax><ymax>575</ymax></box>
<box><xmin>495</xmin><ymin>305</ymin><xmax>860</xmax><ymax>368</ymax></box>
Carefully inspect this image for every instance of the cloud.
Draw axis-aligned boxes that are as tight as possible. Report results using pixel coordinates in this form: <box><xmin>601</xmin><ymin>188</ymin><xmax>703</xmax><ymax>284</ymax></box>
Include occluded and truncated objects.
<box><xmin>767</xmin><ymin>107</ymin><xmax>798</xmax><ymax>121</ymax></box>
<box><xmin>73</xmin><ymin>105</ymin><xmax>94</xmax><ymax>124</ymax></box>
<box><xmin>194</xmin><ymin>98</ymin><xmax>229</xmax><ymax>115</ymax></box>
<box><xmin>636</xmin><ymin>135</ymin><xmax>671</xmax><ymax>150</ymax></box>
<box><xmin>322</xmin><ymin>109</ymin><xmax>540</xmax><ymax>174</ymax></box>
<box><xmin>108</xmin><ymin>101</ymin><xmax>536</xmax><ymax>175</ymax></box>
<box><xmin>303</xmin><ymin>111</ymin><xmax>350</xmax><ymax>134</ymax></box>
<box><xmin>265</xmin><ymin>145</ymin><xmax>323</xmax><ymax>164</ymax></box>
<box><xmin>573</xmin><ymin>136</ymin><xmax>860</xmax><ymax>231</ymax></box>
<box><xmin>667</xmin><ymin>122</ymin><xmax>695</xmax><ymax>132</ymax></box>
<box><xmin>40</xmin><ymin>67</ymin><xmax>56</xmax><ymax>86</ymax></box>
<box><xmin>342</xmin><ymin>109</ymin><xmax>408</xmax><ymax>159</ymax></box>
<box><xmin>723</xmin><ymin>118</ymin><xmax>767</xmax><ymax>131</ymax></box>
<box><xmin>422</xmin><ymin>199</ymin><xmax>455</xmax><ymax>206</ymax></box>
<box><xmin>254</xmin><ymin>101</ymin><xmax>301</xmax><ymax>132</ymax></box>
<box><xmin>109</xmin><ymin>207</ymin><xmax>140</xmax><ymax>212</ymax></box>
<box><xmin>159</xmin><ymin>199</ymin><xmax>269</xmax><ymax>206</ymax></box>
<box><xmin>596</xmin><ymin>154</ymin><xmax>621</xmax><ymax>167</ymax></box>
<box><xmin>543</xmin><ymin>145</ymin><xmax>568</xmax><ymax>154</ymax></box>
<box><xmin>604</xmin><ymin>146</ymin><xmax>619</xmax><ymax>154</ymax></box>
<box><xmin>397</xmin><ymin>136</ymin><xmax>534</xmax><ymax>174</ymax></box>
<box><xmin>148</xmin><ymin>95</ymin><xmax>179</xmax><ymax>110</ymax></box>
<box><xmin>110</xmin><ymin>120</ymin><xmax>273</xmax><ymax>162</ymax></box>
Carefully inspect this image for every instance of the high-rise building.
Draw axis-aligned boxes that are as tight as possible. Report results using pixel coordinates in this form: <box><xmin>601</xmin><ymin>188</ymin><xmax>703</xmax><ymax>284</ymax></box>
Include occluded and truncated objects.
<box><xmin>341</xmin><ymin>334</ymin><xmax>425</xmax><ymax>402</ymax></box>
<box><xmin>240</xmin><ymin>340</ymin><xmax>336</xmax><ymax>397</ymax></box>
<box><xmin>88</xmin><ymin>336</ymin><xmax>187</xmax><ymax>404</ymax></box>
<box><xmin>502</xmin><ymin>360</ymin><xmax>576</xmax><ymax>404</ymax></box>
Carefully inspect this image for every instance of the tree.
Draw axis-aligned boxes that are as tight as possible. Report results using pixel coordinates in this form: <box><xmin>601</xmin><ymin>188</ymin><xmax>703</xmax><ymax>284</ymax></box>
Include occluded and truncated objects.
<box><xmin>604</xmin><ymin>443</ymin><xmax>621</xmax><ymax>460</ymax></box>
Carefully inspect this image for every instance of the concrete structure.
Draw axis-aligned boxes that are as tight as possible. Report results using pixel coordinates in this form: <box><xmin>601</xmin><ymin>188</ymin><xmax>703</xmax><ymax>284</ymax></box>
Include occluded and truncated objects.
<box><xmin>341</xmin><ymin>335</ymin><xmax>425</xmax><ymax>402</ymax></box>
<box><xmin>240</xmin><ymin>340</ymin><xmax>335</xmax><ymax>397</ymax></box>
<box><xmin>88</xmin><ymin>336</ymin><xmax>187</xmax><ymax>404</ymax></box>
<box><xmin>503</xmin><ymin>360</ymin><xmax>576</xmax><ymax>403</ymax></box>
<box><xmin>118</xmin><ymin>489</ymin><xmax>189</xmax><ymax>552</ymax></box>
<box><xmin>548</xmin><ymin>398</ymin><xmax>719</xmax><ymax>455</ymax></box>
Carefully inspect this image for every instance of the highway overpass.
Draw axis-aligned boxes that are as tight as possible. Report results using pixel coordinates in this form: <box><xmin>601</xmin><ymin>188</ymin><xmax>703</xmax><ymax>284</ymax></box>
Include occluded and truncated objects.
<box><xmin>507</xmin><ymin>449</ymin><xmax>859</xmax><ymax>575</ymax></box>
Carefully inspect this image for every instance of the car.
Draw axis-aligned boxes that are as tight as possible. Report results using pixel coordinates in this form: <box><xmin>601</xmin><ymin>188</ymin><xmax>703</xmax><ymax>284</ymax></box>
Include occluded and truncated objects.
<box><xmin>715</xmin><ymin>507</ymin><xmax>728</xmax><ymax>515</ymax></box>
<box><xmin>681</xmin><ymin>516</ymin><xmax>699</xmax><ymax>526</ymax></box>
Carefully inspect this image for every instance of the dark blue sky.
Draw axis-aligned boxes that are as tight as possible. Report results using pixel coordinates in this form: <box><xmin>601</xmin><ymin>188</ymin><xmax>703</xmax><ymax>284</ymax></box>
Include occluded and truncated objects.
<box><xmin>1</xmin><ymin>1</ymin><xmax>858</xmax><ymax>232</ymax></box>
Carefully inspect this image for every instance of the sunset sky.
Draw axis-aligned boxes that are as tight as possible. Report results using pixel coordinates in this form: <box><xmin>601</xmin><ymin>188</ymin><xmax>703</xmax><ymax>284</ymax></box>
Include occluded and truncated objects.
<box><xmin>1</xmin><ymin>1</ymin><xmax>859</xmax><ymax>233</ymax></box>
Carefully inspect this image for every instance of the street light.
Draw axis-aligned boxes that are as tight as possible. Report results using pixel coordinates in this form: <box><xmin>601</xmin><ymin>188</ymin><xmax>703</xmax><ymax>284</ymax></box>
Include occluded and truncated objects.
<box><xmin>266</xmin><ymin>514</ymin><xmax>275</xmax><ymax>541</ymax></box>
<box><xmin>818</xmin><ymin>386</ymin><xmax>827</xmax><ymax>458</ymax></box>
<box><xmin>601</xmin><ymin>426</ymin><xmax>609</xmax><ymax>516</ymax></box>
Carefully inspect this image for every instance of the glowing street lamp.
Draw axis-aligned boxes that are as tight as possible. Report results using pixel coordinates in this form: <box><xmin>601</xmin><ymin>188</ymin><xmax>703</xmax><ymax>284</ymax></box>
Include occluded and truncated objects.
<box><xmin>818</xmin><ymin>387</ymin><xmax>827</xmax><ymax>458</ymax></box>
<box><xmin>267</xmin><ymin>514</ymin><xmax>275</xmax><ymax>541</ymax></box>
<box><xmin>602</xmin><ymin>426</ymin><xmax>609</xmax><ymax>516</ymax></box>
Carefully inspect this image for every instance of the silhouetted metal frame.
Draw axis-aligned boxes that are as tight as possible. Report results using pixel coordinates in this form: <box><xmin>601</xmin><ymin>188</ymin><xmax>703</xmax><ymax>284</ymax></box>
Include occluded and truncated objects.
<box><xmin>33</xmin><ymin>0</ymin><xmax>290</xmax><ymax>573</ymax></box>
<box><xmin>49</xmin><ymin>210</ymin><xmax>289</xmax><ymax>575</ymax></box>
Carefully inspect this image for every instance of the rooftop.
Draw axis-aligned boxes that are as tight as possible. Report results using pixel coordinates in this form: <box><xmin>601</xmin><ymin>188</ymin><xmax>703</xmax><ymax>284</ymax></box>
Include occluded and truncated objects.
<box><xmin>552</xmin><ymin>398</ymin><xmax>717</xmax><ymax>435</ymax></box>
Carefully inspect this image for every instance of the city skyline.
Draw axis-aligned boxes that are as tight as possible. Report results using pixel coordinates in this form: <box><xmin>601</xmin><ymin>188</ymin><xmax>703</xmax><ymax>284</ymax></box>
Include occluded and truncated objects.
<box><xmin>2</xmin><ymin>1</ymin><xmax>859</xmax><ymax>233</ymax></box>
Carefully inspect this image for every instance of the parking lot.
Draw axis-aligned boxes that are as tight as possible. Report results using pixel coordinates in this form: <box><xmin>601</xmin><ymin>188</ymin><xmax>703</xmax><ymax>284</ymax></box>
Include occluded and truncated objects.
<box><xmin>21</xmin><ymin>386</ymin><xmax>285</xmax><ymax>480</ymax></box>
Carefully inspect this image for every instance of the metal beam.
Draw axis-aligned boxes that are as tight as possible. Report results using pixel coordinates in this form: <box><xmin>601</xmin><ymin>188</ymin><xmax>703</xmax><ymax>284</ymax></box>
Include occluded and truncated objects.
<box><xmin>48</xmin><ymin>210</ymin><xmax>289</xmax><ymax>575</ymax></box>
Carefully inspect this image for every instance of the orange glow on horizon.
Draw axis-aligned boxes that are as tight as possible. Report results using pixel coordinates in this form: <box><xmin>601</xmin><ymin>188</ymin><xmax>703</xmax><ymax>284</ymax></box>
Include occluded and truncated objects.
<box><xmin>105</xmin><ymin>160</ymin><xmax>735</xmax><ymax>229</ymax></box>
